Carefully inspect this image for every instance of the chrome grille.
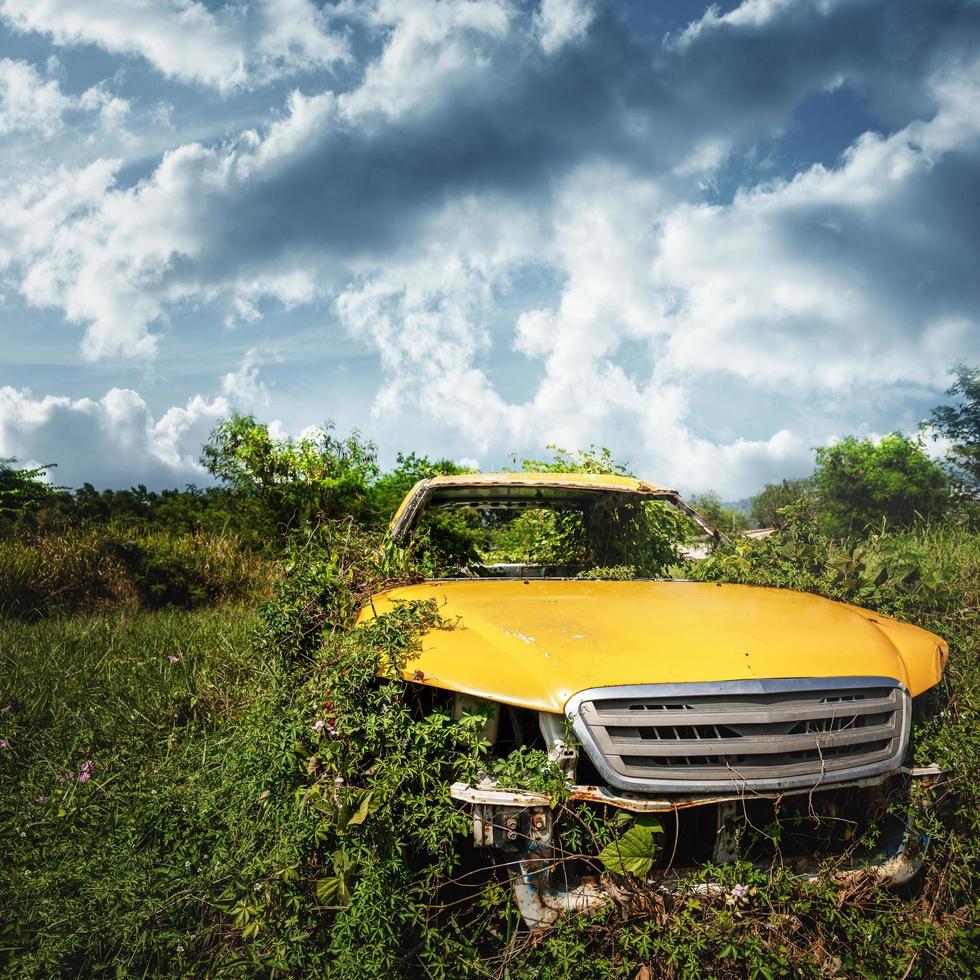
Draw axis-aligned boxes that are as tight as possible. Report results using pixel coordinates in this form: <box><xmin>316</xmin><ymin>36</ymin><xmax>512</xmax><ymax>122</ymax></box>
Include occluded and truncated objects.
<box><xmin>566</xmin><ymin>678</ymin><xmax>910</xmax><ymax>793</ymax></box>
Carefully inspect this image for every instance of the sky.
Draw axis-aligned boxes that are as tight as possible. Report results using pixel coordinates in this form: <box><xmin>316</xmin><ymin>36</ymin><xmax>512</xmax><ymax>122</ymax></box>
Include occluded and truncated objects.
<box><xmin>1</xmin><ymin>0</ymin><xmax>978</xmax><ymax>499</ymax></box>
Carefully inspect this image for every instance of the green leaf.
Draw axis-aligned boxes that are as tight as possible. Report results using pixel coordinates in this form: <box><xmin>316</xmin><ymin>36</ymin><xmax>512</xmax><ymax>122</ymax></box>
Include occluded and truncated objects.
<box><xmin>346</xmin><ymin>790</ymin><xmax>374</xmax><ymax>826</ymax></box>
<box><xmin>316</xmin><ymin>874</ymin><xmax>351</xmax><ymax>907</ymax></box>
<box><xmin>597</xmin><ymin>824</ymin><xmax>660</xmax><ymax>877</ymax></box>
<box><xmin>634</xmin><ymin>814</ymin><xmax>664</xmax><ymax>833</ymax></box>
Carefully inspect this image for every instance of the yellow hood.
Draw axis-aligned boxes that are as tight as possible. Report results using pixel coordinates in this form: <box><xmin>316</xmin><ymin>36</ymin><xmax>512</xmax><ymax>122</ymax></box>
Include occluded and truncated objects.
<box><xmin>363</xmin><ymin>580</ymin><xmax>947</xmax><ymax>713</ymax></box>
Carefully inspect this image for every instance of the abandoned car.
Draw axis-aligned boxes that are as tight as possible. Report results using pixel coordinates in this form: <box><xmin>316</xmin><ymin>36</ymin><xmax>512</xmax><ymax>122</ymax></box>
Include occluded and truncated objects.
<box><xmin>360</xmin><ymin>472</ymin><xmax>948</xmax><ymax>927</ymax></box>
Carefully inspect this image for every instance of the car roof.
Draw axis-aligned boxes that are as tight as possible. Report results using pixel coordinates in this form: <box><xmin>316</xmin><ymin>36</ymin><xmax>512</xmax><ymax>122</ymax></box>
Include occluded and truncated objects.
<box><xmin>389</xmin><ymin>471</ymin><xmax>722</xmax><ymax>541</ymax></box>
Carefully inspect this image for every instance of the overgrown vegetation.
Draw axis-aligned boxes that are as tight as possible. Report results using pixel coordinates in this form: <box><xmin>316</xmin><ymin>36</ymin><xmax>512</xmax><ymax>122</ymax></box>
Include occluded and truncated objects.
<box><xmin>1</xmin><ymin>368</ymin><xmax>979</xmax><ymax>976</ymax></box>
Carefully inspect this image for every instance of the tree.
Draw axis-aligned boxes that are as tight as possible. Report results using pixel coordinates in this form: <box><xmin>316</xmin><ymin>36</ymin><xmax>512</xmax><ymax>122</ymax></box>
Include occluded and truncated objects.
<box><xmin>0</xmin><ymin>458</ymin><xmax>57</xmax><ymax>531</ymax></box>
<box><xmin>812</xmin><ymin>434</ymin><xmax>951</xmax><ymax>537</ymax></box>
<box><xmin>690</xmin><ymin>491</ymin><xmax>753</xmax><ymax>533</ymax></box>
<box><xmin>201</xmin><ymin>415</ymin><xmax>381</xmax><ymax>531</ymax></box>
<box><xmin>750</xmin><ymin>477</ymin><xmax>816</xmax><ymax>529</ymax></box>
<box><xmin>928</xmin><ymin>362</ymin><xmax>980</xmax><ymax>492</ymax></box>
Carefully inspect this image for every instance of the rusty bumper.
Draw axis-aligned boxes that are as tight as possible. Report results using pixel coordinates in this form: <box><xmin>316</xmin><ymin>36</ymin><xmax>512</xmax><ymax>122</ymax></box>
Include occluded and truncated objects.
<box><xmin>450</xmin><ymin>765</ymin><xmax>943</xmax><ymax>930</ymax></box>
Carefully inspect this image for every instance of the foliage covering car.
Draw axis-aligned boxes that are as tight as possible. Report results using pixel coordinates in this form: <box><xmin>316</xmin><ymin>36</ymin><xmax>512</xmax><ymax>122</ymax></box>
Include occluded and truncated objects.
<box><xmin>359</xmin><ymin>472</ymin><xmax>948</xmax><ymax>928</ymax></box>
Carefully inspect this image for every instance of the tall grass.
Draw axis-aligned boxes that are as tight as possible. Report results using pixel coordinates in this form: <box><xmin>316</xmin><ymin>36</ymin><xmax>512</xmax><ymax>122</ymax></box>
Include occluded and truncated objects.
<box><xmin>0</xmin><ymin>526</ymin><xmax>272</xmax><ymax>619</ymax></box>
<box><xmin>1</xmin><ymin>521</ymin><xmax>978</xmax><ymax>976</ymax></box>
<box><xmin>0</xmin><ymin>605</ymin><xmax>281</xmax><ymax>974</ymax></box>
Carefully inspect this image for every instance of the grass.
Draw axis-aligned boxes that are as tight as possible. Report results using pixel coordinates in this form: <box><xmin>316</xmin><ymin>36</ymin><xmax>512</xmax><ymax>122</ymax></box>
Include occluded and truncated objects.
<box><xmin>0</xmin><ymin>526</ymin><xmax>272</xmax><ymax>620</ymax></box>
<box><xmin>1</xmin><ymin>520</ymin><xmax>978</xmax><ymax>977</ymax></box>
<box><xmin>0</xmin><ymin>605</ymin><xmax>276</xmax><ymax>974</ymax></box>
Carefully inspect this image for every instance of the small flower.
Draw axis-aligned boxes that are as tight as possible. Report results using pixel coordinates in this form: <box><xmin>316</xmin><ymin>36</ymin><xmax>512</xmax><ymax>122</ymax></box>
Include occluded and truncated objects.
<box><xmin>77</xmin><ymin>760</ymin><xmax>94</xmax><ymax>783</ymax></box>
<box><xmin>0</xmin><ymin>739</ymin><xmax>8</xmax><ymax>750</ymax></box>
<box><xmin>176</xmin><ymin>945</ymin><xmax>185</xmax><ymax>954</ymax></box>
<box><xmin>334</xmin><ymin>776</ymin><xmax>345</xmax><ymax>786</ymax></box>
<box><xmin>728</xmin><ymin>884</ymin><xmax>749</xmax><ymax>905</ymax></box>
<box><xmin>35</xmin><ymin>796</ymin><xmax>48</xmax><ymax>804</ymax></box>
<box><xmin>168</xmin><ymin>655</ymin><xmax>181</xmax><ymax>664</ymax></box>
<box><xmin>312</xmin><ymin>719</ymin><xmax>325</xmax><ymax>733</ymax></box>
<box><xmin>0</xmin><ymin>704</ymin><xmax>11</xmax><ymax>714</ymax></box>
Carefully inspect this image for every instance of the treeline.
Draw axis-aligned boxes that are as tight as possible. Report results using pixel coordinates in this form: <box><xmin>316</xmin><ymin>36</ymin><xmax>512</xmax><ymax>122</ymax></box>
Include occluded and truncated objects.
<box><xmin>690</xmin><ymin>364</ymin><xmax>979</xmax><ymax>535</ymax></box>
<box><xmin>1</xmin><ymin>419</ymin><xmax>467</xmax><ymax>547</ymax></box>
<box><xmin>2</xmin><ymin>363</ymin><xmax>978</xmax><ymax>549</ymax></box>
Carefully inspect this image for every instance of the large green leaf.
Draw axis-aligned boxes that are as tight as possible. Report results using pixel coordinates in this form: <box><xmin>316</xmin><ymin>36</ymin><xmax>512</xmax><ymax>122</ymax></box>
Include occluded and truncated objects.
<box><xmin>597</xmin><ymin>824</ymin><xmax>660</xmax><ymax>877</ymax></box>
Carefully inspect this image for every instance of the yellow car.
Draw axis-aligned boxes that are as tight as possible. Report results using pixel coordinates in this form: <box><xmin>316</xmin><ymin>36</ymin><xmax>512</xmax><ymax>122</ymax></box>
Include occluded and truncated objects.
<box><xmin>362</xmin><ymin>472</ymin><xmax>947</xmax><ymax>928</ymax></box>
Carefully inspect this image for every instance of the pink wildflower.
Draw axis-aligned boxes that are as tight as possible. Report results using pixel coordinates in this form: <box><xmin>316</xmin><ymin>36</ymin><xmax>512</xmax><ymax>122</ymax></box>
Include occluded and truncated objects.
<box><xmin>312</xmin><ymin>719</ymin><xmax>325</xmax><ymax>733</ymax></box>
<box><xmin>168</xmin><ymin>655</ymin><xmax>181</xmax><ymax>664</ymax></box>
<box><xmin>0</xmin><ymin>738</ymin><xmax>8</xmax><ymax>750</ymax></box>
<box><xmin>78</xmin><ymin>760</ymin><xmax>94</xmax><ymax>783</ymax></box>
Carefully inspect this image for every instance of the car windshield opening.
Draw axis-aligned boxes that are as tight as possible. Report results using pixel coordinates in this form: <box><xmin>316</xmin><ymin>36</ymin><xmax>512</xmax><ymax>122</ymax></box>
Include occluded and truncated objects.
<box><xmin>412</xmin><ymin>491</ymin><xmax>693</xmax><ymax>579</ymax></box>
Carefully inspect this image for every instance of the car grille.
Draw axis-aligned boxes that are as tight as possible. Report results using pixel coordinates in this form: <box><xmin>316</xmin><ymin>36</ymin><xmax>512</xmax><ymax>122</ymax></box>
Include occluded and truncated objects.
<box><xmin>566</xmin><ymin>678</ymin><xmax>910</xmax><ymax>793</ymax></box>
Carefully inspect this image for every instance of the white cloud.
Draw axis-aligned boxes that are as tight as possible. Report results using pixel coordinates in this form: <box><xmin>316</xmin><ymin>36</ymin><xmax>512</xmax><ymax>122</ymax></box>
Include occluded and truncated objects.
<box><xmin>536</xmin><ymin>0</ymin><xmax>595</xmax><ymax>55</ymax></box>
<box><xmin>0</xmin><ymin>384</ymin><xmax>224</xmax><ymax>486</ymax></box>
<box><xmin>221</xmin><ymin>347</ymin><xmax>278</xmax><ymax>408</ymax></box>
<box><xmin>0</xmin><ymin>0</ymin><xmax>347</xmax><ymax>92</ymax></box>
<box><xmin>0</xmin><ymin>347</ymin><xmax>278</xmax><ymax>487</ymax></box>
<box><xmin>0</xmin><ymin>58</ymin><xmax>130</xmax><ymax>140</ymax></box>
<box><xmin>345</xmin><ymin>0</ymin><xmax>512</xmax><ymax>118</ymax></box>
<box><xmin>650</xmin><ymin>60</ymin><xmax>980</xmax><ymax>391</ymax></box>
<box><xmin>0</xmin><ymin>57</ymin><xmax>70</xmax><ymax>135</ymax></box>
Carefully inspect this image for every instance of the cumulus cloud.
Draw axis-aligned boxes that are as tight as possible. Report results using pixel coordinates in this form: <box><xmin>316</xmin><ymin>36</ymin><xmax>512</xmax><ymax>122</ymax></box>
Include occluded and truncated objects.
<box><xmin>0</xmin><ymin>349</ymin><xmax>277</xmax><ymax>486</ymax></box>
<box><xmin>0</xmin><ymin>57</ymin><xmax>129</xmax><ymax>138</ymax></box>
<box><xmin>536</xmin><ymin>0</ymin><xmax>595</xmax><ymax>55</ymax></box>
<box><xmin>2</xmin><ymin>0</ymin><xmax>980</xmax><ymax>494</ymax></box>
<box><xmin>0</xmin><ymin>57</ymin><xmax>70</xmax><ymax>135</ymax></box>
<box><xmin>0</xmin><ymin>0</ymin><xmax>347</xmax><ymax>91</ymax></box>
<box><xmin>0</xmin><ymin>384</ymin><xmax>222</xmax><ymax>486</ymax></box>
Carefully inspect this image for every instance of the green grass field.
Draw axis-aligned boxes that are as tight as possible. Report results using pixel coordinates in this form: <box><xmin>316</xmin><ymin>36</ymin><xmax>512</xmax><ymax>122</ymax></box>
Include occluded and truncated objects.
<box><xmin>1</xmin><ymin>522</ymin><xmax>978</xmax><ymax>977</ymax></box>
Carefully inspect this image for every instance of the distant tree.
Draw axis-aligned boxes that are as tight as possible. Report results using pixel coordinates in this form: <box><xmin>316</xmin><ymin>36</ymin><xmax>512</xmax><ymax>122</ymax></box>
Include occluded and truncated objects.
<box><xmin>201</xmin><ymin>415</ymin><xmax>381</xmax><ymax>531</ymax></box>
<box><xmin>689</xmin><ymin>491</ymin><xmax>753</xmax><ymax>533</ymax></box>
<box><xmin>928</xmin><ymin>362</ymin><xmax>980</xmax><ymax>492</ymax></box>
<box><xmin>812</xmin><ymin>434</ymin><xmax>951</xmax><ymax>537</ymax></box>
<box><xmin>749</xmin><ymin>477</ymin><xmax>817</xmax><ymax>529</ymax></box>
<box><xmin>516</xmin><ymin>444</ymin><xmax>630</xmax><ymax>475</ymax></box>
<box><xmin>0</xmin><ymin>458</ymin><xmax>57</xmax><ymax>531</ymax></box>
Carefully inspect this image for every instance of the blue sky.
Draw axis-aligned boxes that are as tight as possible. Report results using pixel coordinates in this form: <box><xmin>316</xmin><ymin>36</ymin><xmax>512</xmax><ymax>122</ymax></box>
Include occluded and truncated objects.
<box><xmin>1</xmin><ymin>0</ymin><xmax>978</xmax><ymax>497</ymax></box>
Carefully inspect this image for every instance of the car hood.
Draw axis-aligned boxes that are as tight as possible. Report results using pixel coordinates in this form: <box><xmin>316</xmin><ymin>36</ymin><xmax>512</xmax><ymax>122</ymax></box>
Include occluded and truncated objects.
<box><xmin>361</xmin><ymin>579</ymin><xmax>947</xmax><ymax>713</ymax></box>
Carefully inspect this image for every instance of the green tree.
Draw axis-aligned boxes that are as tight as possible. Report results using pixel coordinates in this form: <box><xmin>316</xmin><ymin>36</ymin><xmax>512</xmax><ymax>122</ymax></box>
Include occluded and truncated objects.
<box><xmin>689</xmin><ymin>491</ymin><xmax>753</xmax><ymax>533</ymax></box>
<box><xmin>0</xmin><ymin>458</ymin><xmax>57</xmax><ymax>532</ymax></box>
<box><xmin>928</xmin><ymin>362</ymin><xmax>980</xmax><ymax>492</ymax></box>
<box><xmin>201</xmin><ymin>415</ymin><xmax>380</xmax><ymax>532</ymax></box>
<box><xmin>516</xmin><ymin>444</ymin><xmax>630</xmax><ymax>476</ymax></box>
<box><xmin>812</xmin><ymin>434</ymin><xmax>951</xmax><ymax>537</ymax></box>
<box><xmin>749</xmin><ymin>477</ymin><xmax>816</xmax><ymax>529</ymax></box>
<box><xmin>511</xmin><ymin>445</ymin><xmax>687</xmax><ymax>575</ymax></box>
